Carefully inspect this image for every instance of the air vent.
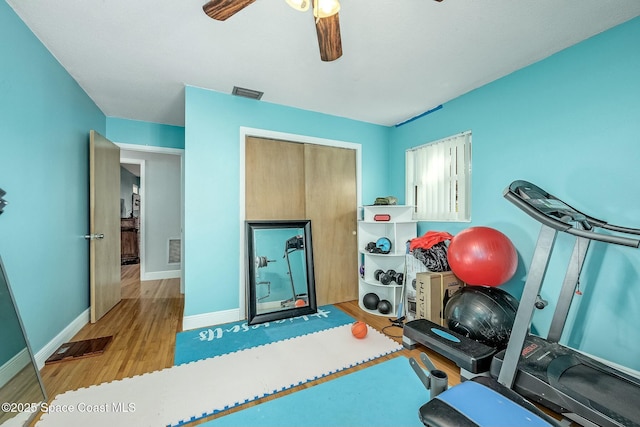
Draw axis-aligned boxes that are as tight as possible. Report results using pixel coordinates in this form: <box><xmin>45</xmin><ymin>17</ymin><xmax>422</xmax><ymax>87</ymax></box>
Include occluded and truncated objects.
<box><xmin>232</xmin><ymin>86</ymin><xmax>263</xmax><ymax>100</ymax></box>
<box><xmin>168</xmin><ymin>239</ymin><xmax>181</xmax><ymax>264</ymax></box>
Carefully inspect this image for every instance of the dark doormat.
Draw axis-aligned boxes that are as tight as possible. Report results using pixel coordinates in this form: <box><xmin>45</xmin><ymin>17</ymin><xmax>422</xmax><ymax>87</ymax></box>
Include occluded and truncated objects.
<box><xmin>45</xmin><ymin>336</ymin><xmax>113</xmax><ymax>365</ymax></box>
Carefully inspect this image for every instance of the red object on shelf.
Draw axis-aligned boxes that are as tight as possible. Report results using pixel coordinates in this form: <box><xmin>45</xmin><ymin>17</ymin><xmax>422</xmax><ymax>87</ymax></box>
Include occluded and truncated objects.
<box><xmin>373</xmin><ymin>214</ymin><xmax>391</xmax><ymax>221</ymax></box>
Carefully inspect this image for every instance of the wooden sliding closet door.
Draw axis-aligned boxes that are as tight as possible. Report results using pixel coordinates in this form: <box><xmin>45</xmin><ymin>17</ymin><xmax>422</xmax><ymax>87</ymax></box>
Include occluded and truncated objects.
<box><xmin>245</xmin><ymin>137</ymin><xmax>305</xmax><ymax>220</ymax></box>
<box><xmin>304</xmin><ymin>144</ymin><xmax>358</xmax><ymax>305</ymax></box>
<box><xmin>245</xmin><ymin>136</ymin><xmax>358</xmax><ymax>306</ymax></box>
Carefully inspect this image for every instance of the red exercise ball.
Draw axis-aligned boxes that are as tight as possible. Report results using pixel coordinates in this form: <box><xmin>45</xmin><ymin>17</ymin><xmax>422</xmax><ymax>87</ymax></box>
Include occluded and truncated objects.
<box><xmin>447</xmin><ymin>226</ymin><xmax>517</xmax><ymax>287</ymax></box>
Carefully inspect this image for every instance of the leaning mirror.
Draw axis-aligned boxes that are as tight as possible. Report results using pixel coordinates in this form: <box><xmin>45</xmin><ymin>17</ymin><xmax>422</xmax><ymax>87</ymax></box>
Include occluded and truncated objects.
<box><xmin>246</xmin><ymin>220</ymin><xmax>317</xmax><ymax>325</ymax></box>
<box><xmin>0</xmin><ymin>255</ymin><xmax>47</xmax><ymax>426</ymax></box>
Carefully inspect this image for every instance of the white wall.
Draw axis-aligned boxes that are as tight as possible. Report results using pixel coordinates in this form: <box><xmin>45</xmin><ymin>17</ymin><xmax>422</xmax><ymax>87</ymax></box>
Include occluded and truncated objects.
<box><xmin>121</xmin><ymin>149</ymin><xmax>182</xmax><ymax>278</ymax></box>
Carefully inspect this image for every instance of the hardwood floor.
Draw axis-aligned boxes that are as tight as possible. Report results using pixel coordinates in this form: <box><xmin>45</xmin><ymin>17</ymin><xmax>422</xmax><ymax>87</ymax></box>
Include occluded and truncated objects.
<box><xmin>31</xmin><ymin>265</ymin><xmax>461</xmax><ymax>425</ymax></box>
<box><xmin>33</xmin><ymin>264</ymin><xmax>183</xmax><ymax>424</ymax></box>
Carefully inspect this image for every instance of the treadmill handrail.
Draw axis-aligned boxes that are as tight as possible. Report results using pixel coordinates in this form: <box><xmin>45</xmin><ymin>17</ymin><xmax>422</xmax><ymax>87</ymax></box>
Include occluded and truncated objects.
<box><xmin>504</xmin><ymin>181</ymin><xmax>640</xmax><ymax>248</ymax></box>
<box><xmin>599</xmin><ymin>222</ymin><xmax>640</xmax><ymax>236</ymax></box>
<box><xmin>567</xmin><ymin>227</ymin><xmax>640</xmax><ymax>248</ymax></box>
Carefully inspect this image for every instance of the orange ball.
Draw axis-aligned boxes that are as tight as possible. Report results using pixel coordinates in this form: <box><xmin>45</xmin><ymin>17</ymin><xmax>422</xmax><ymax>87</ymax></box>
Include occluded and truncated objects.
<box><xmin>351</xmin><ymin>321</ymin><xmax>368</xmax><ymax>339</ymax></box>
<box><xmin>295</xmin><ymin>299</ymin><xmax>306</xmax><ymax>307</ymax></box>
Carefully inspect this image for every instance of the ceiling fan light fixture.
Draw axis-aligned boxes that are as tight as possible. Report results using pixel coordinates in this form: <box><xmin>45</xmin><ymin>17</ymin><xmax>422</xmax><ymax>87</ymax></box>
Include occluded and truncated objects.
<box><xmin>313</xmin><ymin>0</ymin><xmax>340</xmax><ymax>18</ymax></box>
<box><xmin>285</xmin><ymin>0</ymin><xmax>310</xmax><ymax>12</ymax></box>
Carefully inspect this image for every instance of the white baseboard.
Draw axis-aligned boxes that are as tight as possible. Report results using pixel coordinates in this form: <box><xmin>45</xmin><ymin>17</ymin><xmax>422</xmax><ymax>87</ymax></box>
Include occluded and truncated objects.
<box><xmin>0</xmin><ymin>348</ymin><xmax>30</xmax><ymax>388</ymax></box>
<box><xmin>34</xmin><ymin>309</ymin><xmax>90</xmax><ymax>370</ymax></box>
<box><xmin>182</xmin><ymin>308</ymin><xmax>241</xmax><ymax>331</ymax></box>
<box><xmin>142</xmin><ymin>269</ymin><xmax>180</xmax><ymax>281</ymax></box>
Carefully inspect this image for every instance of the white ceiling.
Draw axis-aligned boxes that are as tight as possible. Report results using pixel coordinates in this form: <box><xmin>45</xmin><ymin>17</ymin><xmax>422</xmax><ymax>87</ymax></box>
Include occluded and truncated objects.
<box><xmin>7</xmin><ymin>0</ymin><xmax>640</xmax><ymax>127</ymax></box>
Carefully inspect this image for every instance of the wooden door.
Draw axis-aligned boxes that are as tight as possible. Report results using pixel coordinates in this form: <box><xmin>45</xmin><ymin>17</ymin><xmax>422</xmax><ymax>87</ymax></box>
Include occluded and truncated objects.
<box><xmin>89</xmin><ymin>130</ymin><xmax>121</xmax><ymax>323</ymax></box>
<box><xmin>304</xmin><ymin>144</ymin><xmax>358</xmax><ymax>305</ymax></box>
<box><xmin>245</xmin><ymin>137</ymin><xmax>306</xmax><ymax>220</ymax></box>
<box><xmin>245</xmin><ymin>137</ymin><xmax>358</xmax><ymax>306</ymax></box>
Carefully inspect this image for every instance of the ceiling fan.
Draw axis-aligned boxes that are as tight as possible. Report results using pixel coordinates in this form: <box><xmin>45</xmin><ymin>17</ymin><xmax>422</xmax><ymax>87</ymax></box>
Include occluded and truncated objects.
<box><xmin>202</xmin><ymin>0</ymin><xmax>443</xmax><ymax>62</ymax></box>
<box><xmin>202</xmin><ymin>0</ymin><xmax>343</xmax><ymax>62</ymax></box>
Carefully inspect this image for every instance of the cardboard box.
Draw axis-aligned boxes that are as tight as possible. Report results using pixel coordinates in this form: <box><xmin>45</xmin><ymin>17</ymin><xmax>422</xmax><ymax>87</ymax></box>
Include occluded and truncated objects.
<box><xmin>415</xmin><ymin>271</ymin><xmax>464</xmax><ymax>326</ymax></box>
<box><xmin>404</xmin><ymin>254</ymin><xmax>431</xmax><ymax>320</ymax></box>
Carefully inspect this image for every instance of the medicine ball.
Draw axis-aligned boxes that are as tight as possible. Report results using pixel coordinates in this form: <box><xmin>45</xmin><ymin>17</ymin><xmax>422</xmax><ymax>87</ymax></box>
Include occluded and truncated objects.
<box><xmin>377</xmin><ymin>299</ymin><xmax>392</xmax><ymax>314</ymax></box>
<box><xmin>363</xmin><ymin>293</ymin><xmax>380</xmax><ymax>310</ymax></box>
<box><xmin>444</xmin><ymin>285</ymin><xmax>518</xmax><ymax>350</ymax></box>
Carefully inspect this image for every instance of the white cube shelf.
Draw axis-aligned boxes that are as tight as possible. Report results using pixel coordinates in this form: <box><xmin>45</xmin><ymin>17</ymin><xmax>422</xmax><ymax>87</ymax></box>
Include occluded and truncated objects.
<box><xmin>357</xmin><ymin>205</ymin><xmax>417</xmax><ymax>317</ymax></box>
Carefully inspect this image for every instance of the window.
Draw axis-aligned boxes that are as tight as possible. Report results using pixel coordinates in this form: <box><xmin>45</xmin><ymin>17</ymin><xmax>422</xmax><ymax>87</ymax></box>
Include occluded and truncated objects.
<box><xmin>405</xmin><ymin>131</ymin><xmax>472</xmax><ymax>221</ymax></box>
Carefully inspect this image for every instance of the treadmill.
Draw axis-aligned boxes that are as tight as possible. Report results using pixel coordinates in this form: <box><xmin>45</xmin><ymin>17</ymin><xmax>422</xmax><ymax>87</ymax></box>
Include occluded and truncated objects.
<box><xmin>494</xmin><ymin>180</ymin><xmax>640</xmax><ymax>427</ymax></box>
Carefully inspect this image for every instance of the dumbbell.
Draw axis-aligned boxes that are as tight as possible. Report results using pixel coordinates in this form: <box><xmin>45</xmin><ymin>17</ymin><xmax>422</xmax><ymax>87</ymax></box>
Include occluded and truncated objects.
<box><xmin>374</xmin><ymin>269</ymin><xmax>404</xmax><ymax>286</ymax></box>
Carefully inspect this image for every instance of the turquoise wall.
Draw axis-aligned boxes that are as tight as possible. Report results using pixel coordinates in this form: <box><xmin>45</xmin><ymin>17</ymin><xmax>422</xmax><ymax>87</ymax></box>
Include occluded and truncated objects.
<box><xmin>106</xmin><ymin>117</ymin><xmax>185</xmax><ymax>149</ymax></box>
<box><xmin>389</xmin><ymin>17</ymin><xmax>640</xmax><ymax>370</ymax></box>
<box><xmin>184</xmin><ymin>88</ymin><xmax>390</xmax><ymax>317</ymax></box>
<box><xmin>3</xmin><ymin>0</ymin><xmax>639</xmax><ymax>374</ymax></box>
<box><xmin>0</xmin><ymin>2</ymin><xmax>106</xmax><ymax>353</ymax></box>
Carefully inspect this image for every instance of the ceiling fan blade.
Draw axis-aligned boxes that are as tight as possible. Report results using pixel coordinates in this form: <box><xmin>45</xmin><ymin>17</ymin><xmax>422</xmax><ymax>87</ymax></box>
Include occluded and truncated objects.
<box><xmin>315</xmin><ymin>13</ymin><xmax>342</xmax><ymax>62</ymax></box>
<box><xmin>202</xmin><ymin>0</ymin><xmax>256</xmax><ymax>21</ymax></box>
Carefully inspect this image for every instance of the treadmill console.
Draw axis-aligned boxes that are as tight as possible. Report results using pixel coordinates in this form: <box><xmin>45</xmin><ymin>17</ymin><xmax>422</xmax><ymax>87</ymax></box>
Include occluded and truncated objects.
<box><xmin>506</xmin><ymin>180</ymin><xmax>588</xmax><ymax>226</ymax></box>
<box><xmin>504</xmin><ymin>180</ymin><xmax>640</xmax><ymax>247</ymax></box>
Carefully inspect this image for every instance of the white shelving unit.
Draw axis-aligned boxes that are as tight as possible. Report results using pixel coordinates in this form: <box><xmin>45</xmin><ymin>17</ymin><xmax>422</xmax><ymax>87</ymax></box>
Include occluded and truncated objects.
<box><xmin>358</xmin><ymin>205</ymin><xmax>417</xmax><ymax>317</ymax></box>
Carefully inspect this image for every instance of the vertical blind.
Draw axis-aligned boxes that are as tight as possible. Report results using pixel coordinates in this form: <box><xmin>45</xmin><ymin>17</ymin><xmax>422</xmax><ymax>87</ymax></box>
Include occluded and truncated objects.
<box><xmin>405</xmin><ymin>131</ymin><xmax>472</xmax><ymax>221</ymax></box>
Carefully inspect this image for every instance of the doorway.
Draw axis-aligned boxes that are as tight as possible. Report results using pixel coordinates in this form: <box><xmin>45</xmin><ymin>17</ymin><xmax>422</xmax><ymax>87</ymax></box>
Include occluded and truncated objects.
<box><xmin>117</xmin><ymin>144</ymin><xmax>185</xmax><ymax>294</ymax></box>
<box><xmin>120</xmin><ymin>161</ymin><xmax>142</xmax><ymax>266</ymax></box>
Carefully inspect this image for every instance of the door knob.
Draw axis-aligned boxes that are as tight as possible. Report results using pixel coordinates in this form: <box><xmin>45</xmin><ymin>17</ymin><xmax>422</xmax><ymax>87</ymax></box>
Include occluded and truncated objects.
<box><xmin>84</xmin><ymin>233</ymin><xmax>105</xmax><ymax>240</ymax></box>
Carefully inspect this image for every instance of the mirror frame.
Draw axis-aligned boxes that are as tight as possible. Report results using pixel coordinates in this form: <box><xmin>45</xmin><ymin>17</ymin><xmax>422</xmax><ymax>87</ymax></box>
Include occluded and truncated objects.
<box><xmin>0</xmin><ymin>255</ymin><xmax>47</xmax><ymax>425</ymax></box>
<box><xmin>246</xmin><ymin>220</ymin><xmax>317</xmax><ymax>325</ymax></box>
